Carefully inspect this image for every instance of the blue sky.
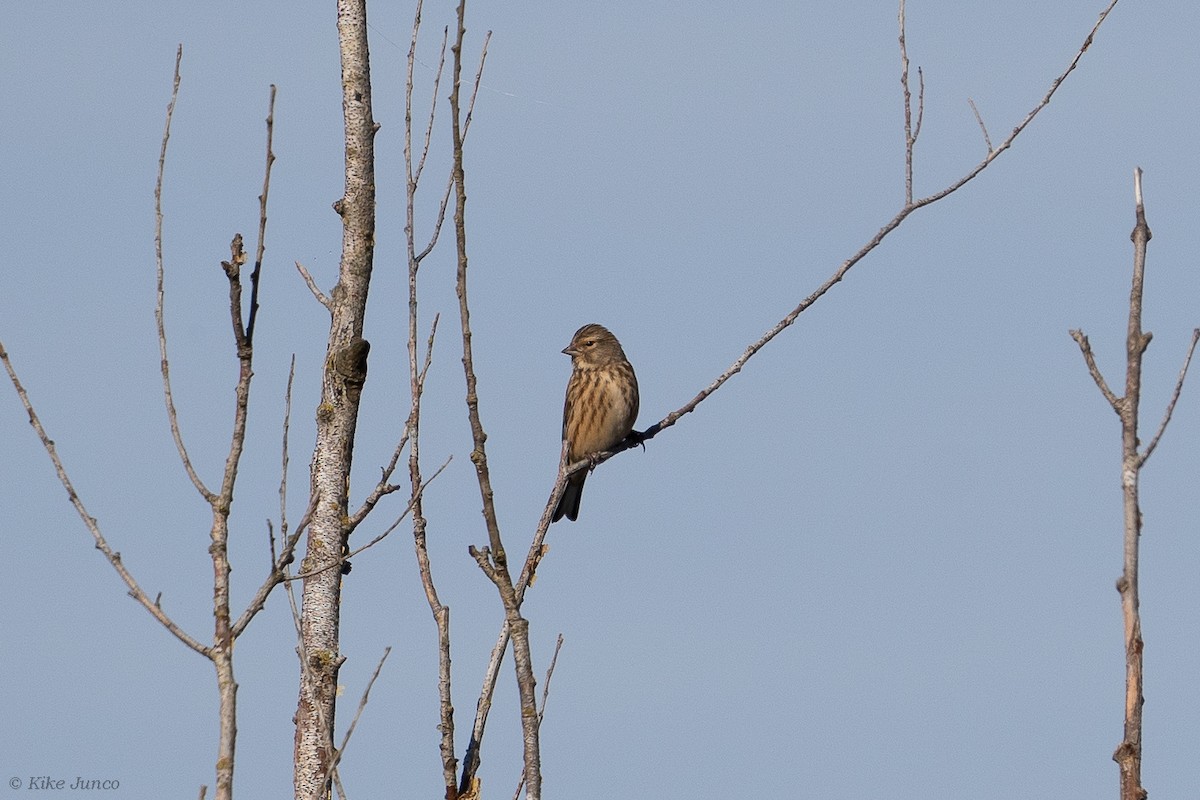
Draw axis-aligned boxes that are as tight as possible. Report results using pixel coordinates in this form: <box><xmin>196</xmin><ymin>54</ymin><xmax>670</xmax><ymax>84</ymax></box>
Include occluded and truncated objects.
<box><xmin>3</xmin><ymin>1</ymin><xmax>1199</xmax><ymax>798</ymax></box>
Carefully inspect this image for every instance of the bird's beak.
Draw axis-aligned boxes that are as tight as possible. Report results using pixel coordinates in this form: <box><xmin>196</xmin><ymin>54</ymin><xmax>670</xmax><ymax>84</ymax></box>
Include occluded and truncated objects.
<box><xmin>562</xmin><ymin>345</ymin><xmax>578</xmax><ymax>357</ymax></box>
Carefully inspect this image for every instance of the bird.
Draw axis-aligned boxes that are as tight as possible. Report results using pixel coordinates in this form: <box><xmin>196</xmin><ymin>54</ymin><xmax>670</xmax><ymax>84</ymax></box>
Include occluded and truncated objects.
<box><xmin>553</xmin><ymin>323</ymin><xmax>640</xmax><ymax>522</ymax></box>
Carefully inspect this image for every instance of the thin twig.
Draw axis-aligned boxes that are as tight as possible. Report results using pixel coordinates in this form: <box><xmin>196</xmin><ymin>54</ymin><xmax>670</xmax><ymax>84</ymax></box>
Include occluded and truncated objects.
<box><xmin>1140</xmin><ymin>328</ymin><xmax>1200</xmax><ymax>465</ymax></box>
<box><xmin>0</xmin><ymin>46</ymin><xmax>212</xmax><ymax>661</ymax></box>
<box><xmin>230</xmin><ymin>359</ymin><xmax>312</xmax><ymax>639</ymax></box>
<box><xmin>347</xmin><ymin>326</ymin><xmax>441</xmax><ymax>537</ymax></box>
<box><xmin>346</xmin><ymin>318</ymin><xmax>438</xmax><ymax>532</ymax></box>
<box><xmin>295</xmin><ymin>261</ymin><xmax>332</xmax><ymax>309</ymax></box>
<box><xmin>451</xmin><ymin>17</ymin><xmax>506</xmax><ymax>576</ymax></box>
<box><xmin>246</xmin><ymin>84</ymin><xmax>277</xmax><ymax>344</ymax></box>
<box><xmin>1071</xmin><ymin>329</ymin><xmax>1121</xmax><ymax>411</ymax></box>
<box><xmin>410</xmin><ymin>7</ymin><xmax>444</xmax><ymax>191</ymax></box>
<box><xmin>968</xmin><ymin>97</ymin><xmax>993</xmax><ymax>153</ymax></box>
<box><xmin>403</xmin><ymin>2</ymin><xmax>455</xmax><ymax>267</ymax></box>
<box><xmin>216</xmin><ymin>233</ymin><xmax>255</xmax><ymax>509</ymax></box>
<box><xmin>912</xmin><ymin>0</ymin><xmax>1121</xmax><ymax>210</ymax></box>
<box><xmin>405</xmin><ymin>9</ymin><xmax>458</xmax><ymax>788</ymax></box>
<box><xmin>232</xmin><ymin>495</ymin><xmax>314</xmax><ymax>639</ymax></box>
<box><xmin>331</xmin><ymin>647</ymin><xmax>392</xmax><ymax>771</ymax></box>
<box><xmin>419</xmin><ymin>314</ymin><xmax>439</xmax><ymax>388</ymax></box>
<box><xmin>278</xmin><ymin>355</ymin><xmax>296</xmax><ymax>555</ymax></box>
<box><xmin>412</xmin><ymin>31</ymin><xmax>455</xmax><ymax>265</ymax></box>
<box><xmin>154</xmin><ymin>45</ymin><xmax>214</xmax><ymax>503</ymax></box>
<box><xmin>629</xmin><ymin>0</ymin><xmax>1126</xmax><ymax>452</ymax></box>
<box><xmin>413</xmin><ymin>30</ymin><xmax>489</xmax><ymax>267</ymax></box>
<box><xmin>913</xmin><ymin>66</ymin><xmax>925</xmax><ymax>144</ymax></box>
<box><xmin>347</xmin><ymin>431</ymin><xmax>411</xmax><ymax>530</ymax></box>
<box><xmin>290</xmin><ymin>456</ymin><xmax>452</xmax><ymax>581</ymax></box>
<box><xmin>899</xmin><ymin>0</ymin><xmax>915</xmax><ymax>204</ymax></box>
<box><xmin>516</xmin><ymin>440</ymin><xmax>571</xmax><ymax>594</ymax></box>
<box><xmin>461</xmin><ymin>31</ymin><xmax>491</xmax><ymax>143</ymax></box>
<box><xmin>0</xmin><ymin>342</ymin><xmax>209</xmax><ymax>657</ymax></box>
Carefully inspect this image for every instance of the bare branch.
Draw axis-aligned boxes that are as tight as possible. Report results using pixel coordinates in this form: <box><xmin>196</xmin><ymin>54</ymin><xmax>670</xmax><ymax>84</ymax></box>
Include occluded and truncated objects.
<box><xmin>403</xmin><ymin>9</ymin><xmax>462</xmax><ymax>791</ymax></box>
<box><xmin>459</xmin><ymin>440</ymin><xmax>570</xmax><ymax>797</ymax></box>
<box><xmin>465</xmin><ymin>544</ymin><xmax>543</xmax><ymax>800</ymax></box>
<box><xmin>154</xmin><ymin>45</ymin><xmax>215</xmax><ymax>504</ymax></box>
<box><xmin>347</xmin><ymin>433</ymin><xmax>411</xmax><ymax>530</ymax></box>
<box><xmin>629</xmin><ymin>0</ymin><xmax>1126</xmax><ymax>450</ymax></box>
<box><xmin>279</xmin><ymin>355</ymin><xmax>296</xmax><ymax>547</ymax></box>
<box><xmin>461</xmin><ymin>31</ymin><xmax>491</xmax><ymax>143</ymax></box>
<box><xmin>1070</xmin><ymin>329</ymin><xmax>1122</xmax><ymax>412</ymax></box>
<box><xmin>1074</xmin><ymin>165</ymin><xmax>1156</xmax><ymax>800</ymax></box>
<box><xmin>232</xmin><ymin>498</ymin><xmax>314</xmax><ymax>640</ymax></box>
<box><xmin>294</xmin><ymin>261</ymin><xmax>332</xmax><ymax>310</ymax></box>
<box><xmin>210</xmin><ymin>227</ymin><xmax>263</xmax><ymax>800</ymax></box>
<box><xmin>968</xmin><ymin>97</ymin><xmax>993</xmax><ymax>153</ymax></box>
<box><xmin>0</xmin><ymin>46</ymin><xmax>227</xmax><ymax>662</ymax></box>
<box><xmin>346</xmin><ymin>316</ymin><xmax>439</xmax><ymax>532</ymax></box>
<box><xmin>331</xmin><ymin>647</ymin><xmax>392</xmax><ymax>772</ymax></box>
<box><xmin>206</xmin><ymin>86</ymin><xmax>282</xmax><ymax>800</ymax></box>
<box><xmin>419</xmin><ymin>313</ymin><xmax>439</xmax><ymax>387</ymax></box>
<box><xmin>536</xmin><ymin>635</ymin><xmax>564</xmax><ymax>727</ymax></box>
<box><xmin>231</xmin><ymin>362</ymin><xmax>313</xmax><ymax>640</ymax></box>
<box><xmin>517</xmin><ymin>440</ymin><xmax>570</xmax><ymax>593</ymax></box>
<box><xmin>913</xmin><ymin>0</ymin><xmax>1121</xmax><ymax>209</ymax></box>
<box><xmin>291</xmin><ymin>456</ymin><xmax>452</xmax><ymax>581</ymax></box>
<box><xmin>403</xmin><ymin>3</ymin><xmax>455</xmax><ymax>267</ymax></box>
<box><xmin>913</xmin><ymin>67</ymin><xmax>924</xmax><ymax>144</ymax></box>
<box><xmin>450</xmin><ymin>28</ymin><xmax>507</xmax><ymax>578</ymax></box>
<box><xmin>0</xmin><ymin>342</ymin><xmax>209</xmax><ymax>657</ymax></box>
<box><xmin>347</xmin><ymin>324</ymin><xmax>440</xmax><ymax>535</ymax></box>
<box><xmin>899</xmin><ymin>0</ymin><xmax>916</xmax><ymax>204</ymax></box>
<box><xmin>246</xmin><ymin>84</ymin><xmax>278</xmax><ymax>345</ymax></box>
<box><xmin>513</xmin><ymin>634</ymin><xmax>564</xmax><ymax>800</ymax></box>
<box><xmin>416</xmin><ymin>179</ymin><xmax>457</xmax><ymax>265</ymax></box>
<box><xmin>216</xmin><ymin>234</ymin><xmax>255</xmax><ymax>506</ymax></box>
<box><xmin>446</xmin><ymin>3</ymin><xmax>542</xmax><ymax>793</ymax></box>
<box><xmin>408</xmin><ymin>1</ymin><xmax>445</xmax><ymax>190</ymax></box>
<box><xmin>1140</xmin><ymin>328</ymin><xmax>1200</xmax><ymax>466</ymax></box>
<box><xmin>1113</xmin><ymin>164</ymin><xmax>1150</xmax><ymax>800</ymax></box>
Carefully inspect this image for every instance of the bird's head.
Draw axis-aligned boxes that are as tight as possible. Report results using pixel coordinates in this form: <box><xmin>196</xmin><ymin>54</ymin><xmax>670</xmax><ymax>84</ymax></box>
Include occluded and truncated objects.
<box><xmin>563</xmin><ymin>323</ymin><xmax>626</xmax><ymax>367</ymax></box>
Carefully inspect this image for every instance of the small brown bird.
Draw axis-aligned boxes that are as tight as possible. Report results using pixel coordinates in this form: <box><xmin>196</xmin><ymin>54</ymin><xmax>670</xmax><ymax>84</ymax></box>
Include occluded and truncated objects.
<box><xmin>553</xmin><ymin>323</ymin><xmax>640</xmax><ymax>522</ymax></box>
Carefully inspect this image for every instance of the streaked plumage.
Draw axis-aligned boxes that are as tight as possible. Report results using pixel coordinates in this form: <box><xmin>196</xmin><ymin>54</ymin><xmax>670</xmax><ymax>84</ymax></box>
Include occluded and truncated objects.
<box><xmin>553</xmin><ymin>324</ymin><xmax>639</xmax><ymax>522</ymax></box>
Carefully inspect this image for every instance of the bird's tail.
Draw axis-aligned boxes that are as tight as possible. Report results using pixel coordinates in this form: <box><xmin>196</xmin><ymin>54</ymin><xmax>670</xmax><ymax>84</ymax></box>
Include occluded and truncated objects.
<box><xmin>553</xmin><ymin>476</ymin><xmax>585</xmax><ymax>522</ymax></box>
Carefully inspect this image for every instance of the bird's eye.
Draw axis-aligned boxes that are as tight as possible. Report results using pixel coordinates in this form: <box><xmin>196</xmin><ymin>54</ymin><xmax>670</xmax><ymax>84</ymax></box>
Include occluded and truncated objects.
<box><xmin>584</xmin><ymin>340</ymin><xmax>594</xmax><ymax>347</ymax></box>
